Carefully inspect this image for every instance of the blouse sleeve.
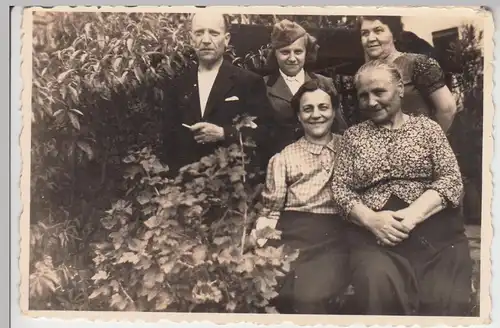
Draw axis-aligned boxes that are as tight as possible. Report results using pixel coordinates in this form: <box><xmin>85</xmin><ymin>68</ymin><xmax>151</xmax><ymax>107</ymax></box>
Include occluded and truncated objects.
<box><xmin>426</xmin><ymin>119</ymin><xmax>464</xmax><ymax>207</ymax></box>
<box><xmin>260</xmin><ymin>153</ymin><xmax>288</xmax><ymax>217</ymax></box>
<box><xmin>412</xmin><ymin>55</ymin><xmax>447</xmax><ymax>96</ymax></box>
<box><xmin>330</xmin><ymin>130</ymin><xmax>364</xmax><ymax>218</ymax></box>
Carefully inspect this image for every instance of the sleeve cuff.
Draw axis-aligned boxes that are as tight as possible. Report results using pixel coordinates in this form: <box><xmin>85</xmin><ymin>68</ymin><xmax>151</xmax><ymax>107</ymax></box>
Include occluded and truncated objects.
<box><xmin>428</xmin><ymin>186</ymin><xmax>461</xmax><ymax>208</ymax></box>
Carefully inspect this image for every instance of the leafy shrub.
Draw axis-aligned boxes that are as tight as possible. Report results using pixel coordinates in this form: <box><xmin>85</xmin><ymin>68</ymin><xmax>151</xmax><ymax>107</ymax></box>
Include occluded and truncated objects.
<box><xmin>89</xmin><ymin>120</ymin><xmax>298</xmax><ymax>312</ymax></box>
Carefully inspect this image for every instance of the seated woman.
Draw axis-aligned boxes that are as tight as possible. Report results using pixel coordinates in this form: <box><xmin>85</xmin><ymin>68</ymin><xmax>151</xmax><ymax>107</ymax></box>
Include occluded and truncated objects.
<box><xmin>254</xmin><ymin>78</ymin><xmax>350</xmax><ymax>314</ymax></box>
<box><xmin>356</xmin><ymin>15</ymin><xmax>457</xmax><ymax>133</ymax></box>
<box><xmin>263</xmin><ymin>19</ymin><xmax>348</xmax><ymax>157</ymax></box>
<box><xmin>330</xmin><ymin>60</ymin><xmax>472</xmax><ymax>316</ymax></box>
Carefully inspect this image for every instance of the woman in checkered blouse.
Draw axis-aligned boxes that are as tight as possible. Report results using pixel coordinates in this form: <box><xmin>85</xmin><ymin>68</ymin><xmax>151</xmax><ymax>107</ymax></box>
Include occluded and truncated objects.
<box><xmin>253</xmin><ymin>78</ymin><xmax>351</xmax><ymax>314</ymax></box>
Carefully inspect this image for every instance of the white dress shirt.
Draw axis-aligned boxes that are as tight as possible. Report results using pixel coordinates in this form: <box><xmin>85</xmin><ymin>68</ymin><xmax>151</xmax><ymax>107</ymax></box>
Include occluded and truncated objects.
<box><xmin>198</xmin><ymin>61</ymin><xmax>223</xmax><ymax>117</ymax></box>
<box><xmin>280</xmin><ymin>68</ymin><xmax>305</xmax><ymax>96</ymax></box>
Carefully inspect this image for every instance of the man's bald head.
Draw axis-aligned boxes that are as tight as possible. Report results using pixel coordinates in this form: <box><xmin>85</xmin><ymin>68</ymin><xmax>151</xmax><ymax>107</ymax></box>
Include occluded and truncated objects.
<box><xmin>188</xmin><ymin>11</ymin><xmax>231</xmax><ymax>66</ymax></box>
<box><xmin>188</xmin><ymin>12</ymin><xmax>231</xmax><ymax>33</ymax></box>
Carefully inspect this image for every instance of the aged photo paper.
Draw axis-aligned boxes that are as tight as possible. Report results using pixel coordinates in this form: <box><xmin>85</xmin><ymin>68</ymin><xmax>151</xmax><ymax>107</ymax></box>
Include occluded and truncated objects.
<box><xmin>19</xmin><ymin>5</ymin><xmax>494</xmax><ymax>327</ymax></box>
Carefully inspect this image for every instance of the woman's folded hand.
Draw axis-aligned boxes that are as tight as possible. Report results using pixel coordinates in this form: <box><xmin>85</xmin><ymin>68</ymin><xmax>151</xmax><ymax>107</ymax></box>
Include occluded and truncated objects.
<box><xmin>367</xmin><ymin>210</ymin><xmax>410</xmax><ymax>247</ymax></box>
<box><xmin>392</xmin><ymin>207</ymin><xmax>423</xmax><ymax>232</ymax></box>
<box><xmin>252</xmin><ymin>216</ymin><xmax>279</xmax><ymax>247</ymax></box>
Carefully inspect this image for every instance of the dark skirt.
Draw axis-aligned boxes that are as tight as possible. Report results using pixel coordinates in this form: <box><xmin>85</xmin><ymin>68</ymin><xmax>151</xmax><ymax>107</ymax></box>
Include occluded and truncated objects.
<box><xmin>347</xmin><ymin>195</ymin><xmax>473</xmax><ymax>316</ymax></box>
<box><xmin>267</xmin><ymin>211</ymin><xmax>351</xmax><ymax>314</ymax></box>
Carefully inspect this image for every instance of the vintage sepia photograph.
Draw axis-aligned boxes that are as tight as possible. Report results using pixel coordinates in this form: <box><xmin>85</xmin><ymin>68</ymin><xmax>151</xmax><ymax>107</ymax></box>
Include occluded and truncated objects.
<box><xmin>20</xmin><ymin>5</ymin><xmax>494</xmax><ymax>326</ymax></box>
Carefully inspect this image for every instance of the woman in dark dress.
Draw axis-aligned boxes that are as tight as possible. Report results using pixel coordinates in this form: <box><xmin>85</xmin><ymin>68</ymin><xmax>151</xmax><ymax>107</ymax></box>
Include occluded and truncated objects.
<box><xmin>356</xmin><ymin>16</ymin><xmax>457</xmax><ymax>133</ymax></box>
<box><xmin>263</xmin><ymin>19</ymin><xmax>348</xmax><ymax>156</ymax></box>
<box><xmin>331</xmin><ymin>60</ymin><xmax>472</xmax><ymax>316</ymax></box>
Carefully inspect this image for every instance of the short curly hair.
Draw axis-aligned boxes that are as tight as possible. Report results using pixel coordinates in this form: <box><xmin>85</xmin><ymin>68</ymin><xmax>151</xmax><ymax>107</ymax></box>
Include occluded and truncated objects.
<box><xmin>265</xmin><ymin>33</ymin><xmax>320</xmax><ymax>71</ymax></box>
<box><xmin>355</xmin><ymin>16</ymin><xmax>404</xmax><ymax>45</ymax></box>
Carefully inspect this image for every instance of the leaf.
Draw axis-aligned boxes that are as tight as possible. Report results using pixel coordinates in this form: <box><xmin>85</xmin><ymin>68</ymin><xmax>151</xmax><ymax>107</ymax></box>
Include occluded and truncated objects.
<box><xmin>68</xmin><ymin>112</ymin><xmax>81</xmax><ymax>130</ymax></box>
<box><xmin>117</xmin><ymin>252</ymin><xmax>140</xmax><ymax>265</ymax></box>
<box><xmin>123</xmin><ymin>154</ymin><xmax>136</xmax><ymax>164</ymax></box>
<box><xmin>235</xmin><ymin>256</ymin><xmax>254</xmax><ymax>273</ymax></box>
<box><xmin>160</xmin><ymin>260</ymin><xmax>176</xmax><ymax>275</ymax></box>
<box><xmin>113</xmin><ymin>57</ymin><xmax>123</xmax><ymax>72</ymax></box>
<box><xmin>76</xmin><ymin>141</ymin><xmax>94</xmax><ymax>160</ymax></box>
<box><xmin>128</xmin><ymin>238</ymin><xmax>146</xmax><ymax>252</ymax></box>
<box><xmin>147</xmin><ymin>288</ymin><xmax>159</xmax><ymax>302</ymax></box>
<box><xmin>110</xmin><ymin>293</ymin><xmax>127</xmax><ymax>310</ymax></box>
<box><xmin>226</xmin><ymin>300</ymin><xmax>237</xmax><ymax>312</ymax></box>
<box><xmin>40</xmin><ymin>276</ymin><xmax>57</xmax><ymax>293</ymax></box>
<box><xmin>109</xmin><ymin>280</ymin><xmax>120</xmax><ymax>293</ymax></box>
<box><xmin>84</xmin><ymin>22</ymin><xmax>92</xmax><ymax>36</ymax></box>
<box><xmin>155</xmin><ymin>291</ymin><xmax>173</xmax><ymax>310</ymax></box>
<box><xmin>144</xmin><ymin>215</ymin><xmax>161</xmax><ymax>229</ymax></box>
<box><xmin>80</xmin><ymin>53</ymin><xmax>88</xmax><ymax>63</ymax></box>
<box><xmin>213</xmin><ymin>236</ymin><xmax>231</xmax><ymax>246</ymax></box>
<box><xmin>191</xmin><ymin>245</ymin><xmax>207</xmax><ymax>265</ymax></box>
<box><xmin>91</xmin><ymin>270</ymin><xmax>109</xmax><ymax>282</ymax></box>
<box><xmin>60</xmin><ymin>86</ymin><xmax>67</xmax><ymax>100</ymax></box>
<box><xmin>53</xmin><ymin>109</ymin><xmax>65</xmax><ymax>117</ymax></box>
<box><xmin>70</xmin><ymin>49</ymin><xmax>83</xmax><ymax>61</ymax></box>
<box><xmin>136</xmin><ymin>256</ymin><xmax>153</xmax><ymax>270</ymax></box>
<box><xmin>133</xmin><ymin>66</ymin><xmax>144</xmax><ymax>82</ymax></box>
<box><xmin>88</xmin><ymin>286</ymin><xmax>109</xmax><ymax>299</ymax></box>
<box><xmin>136</xmin><ymin>193</ymin><xmax>150</xmax><ymax>205</ymax></box>
<box><xmin>143</xmin><ymin>30</ymin><xmax>158</xmax><ymax>42</ymax></box>
<box><xmin>143</xmin><ymin>268</ymin><xmax>157</xmax><ymax>289</ymax></box>
<box><xmin>126</xmin><ymin>38</ymin><xmax>134</xmax><ymax>52</ymax></box>
<box><xmin>57</xmin><ymin>69</ymin><xmax>75</xmax><ymax>83</ymax></box>
<box><xmin>68</xmin><ymin>86</ymin><xmax>79</xmax><ymax>102</ymax></box>
<box><xmin>124</xmin><ymin>165</ymin><xmax>142</xmax><ymax>180</ymax></box>
<box><xmin>70</xmin><ymin>108</ymin><xmax>84</xmax><ymax>116</ymax></box>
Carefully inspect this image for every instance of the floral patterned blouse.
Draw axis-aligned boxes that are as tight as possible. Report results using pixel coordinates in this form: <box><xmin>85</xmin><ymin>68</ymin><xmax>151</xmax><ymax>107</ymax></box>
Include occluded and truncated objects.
<box><xmin>330</xmin><ymin>115</ymin><xmax>463</xmax><ymax>218</ymax></box>
<box><xmin>260</xmin><ymin>134</ymin><xmax>342</xmax><ymax>218</ymax></box>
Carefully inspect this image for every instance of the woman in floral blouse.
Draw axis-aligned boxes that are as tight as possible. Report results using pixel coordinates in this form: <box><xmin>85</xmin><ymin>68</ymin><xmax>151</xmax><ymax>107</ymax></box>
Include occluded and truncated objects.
<box><xmin>253</xmin><ymin>78</ymin><xmax>350</xmax><ymax>314</ymax></box>
<box><xmin>331</xmin><ymin>60</ymin><xmax>472</xmax><ymax>316</ymax></box>
<box><xmin>356</xmin><ymin>16</ymin><xmax>457</xmax><ymax>133</ymax></box>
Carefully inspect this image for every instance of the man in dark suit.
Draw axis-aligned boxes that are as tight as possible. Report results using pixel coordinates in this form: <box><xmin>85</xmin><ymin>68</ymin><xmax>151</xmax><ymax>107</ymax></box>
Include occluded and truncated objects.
<box><xmin>162</xmin><ymin>12</ymin><xmax>276</xmax><ymax>175</ymax></box>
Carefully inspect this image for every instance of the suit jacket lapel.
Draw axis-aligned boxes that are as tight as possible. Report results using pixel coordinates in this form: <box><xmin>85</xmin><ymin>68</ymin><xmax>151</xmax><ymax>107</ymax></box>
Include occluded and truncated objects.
<box><xmin>180</xmin><ymin>65</ymin><xmax>202</xmax><ymax>124</ymax></box>
<box><xmin>267</xmin><ymin>73</ymin><xmax>293</xmax><ymax>102</ymax></box>
<box><xmin>202</xmin><ymin>61</ymin><xmax>235</xmax><ymax>119</ymax></box>
<box><xmin>305</xmin><ymin>71</ymin><xmax>314</xmax><ymax>82</ymax></box>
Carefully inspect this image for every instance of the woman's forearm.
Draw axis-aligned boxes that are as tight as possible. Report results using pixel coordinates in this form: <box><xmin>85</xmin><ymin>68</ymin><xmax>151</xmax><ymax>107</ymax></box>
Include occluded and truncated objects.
<box><xmin>348</xmin><ymin>202</ymin><xmax>376</xmax><ymax>228</ymax></box>
<box><xmin>407</xmin><ymin>189</ymin><xmax>446</xmax><ymax>224</ymax></box>
<box><xmin>429</xmin><ymin>87</ymin><xmax>457</xmax><ymax>133</ymax></box>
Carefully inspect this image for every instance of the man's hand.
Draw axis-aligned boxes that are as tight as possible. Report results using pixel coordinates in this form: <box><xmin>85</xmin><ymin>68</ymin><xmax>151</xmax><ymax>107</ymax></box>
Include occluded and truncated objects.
<box><xmin>366</xmin><ymin>210</ymin><xmax>410</xmax><ymax>247</ymax></box>
<box><xmin>251</xmin><ymin>216</ymin><xmax>278</xmax><ymax>247</ymax></box>
<box><xmin>190</xmin><ymin>122</ymin><xmax>225</xmax><ymax>144</ymax></box>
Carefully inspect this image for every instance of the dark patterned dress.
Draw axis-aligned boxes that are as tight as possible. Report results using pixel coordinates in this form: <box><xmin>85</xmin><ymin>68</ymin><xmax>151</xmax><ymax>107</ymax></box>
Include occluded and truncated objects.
<box><xmin>330</xmin><ymin>115</ymin><xmax>472</xmax><ymax>316</ymax></box>
<box><xmin>393</xmin><ymin>53</ymin><xmax>447</xmax><ymax>120</ymax></box>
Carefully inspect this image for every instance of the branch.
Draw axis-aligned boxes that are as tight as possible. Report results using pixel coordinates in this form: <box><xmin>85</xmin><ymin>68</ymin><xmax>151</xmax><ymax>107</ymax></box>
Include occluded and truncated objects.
<box><xmin>119</xmin><ymin>281</ymin><xmax>135</xmax><ymax>305</ymax></box>
<box><xmin>238</xmin><ymin>131</ymin><xmax>248</xmax><ymax>255</ymax></box>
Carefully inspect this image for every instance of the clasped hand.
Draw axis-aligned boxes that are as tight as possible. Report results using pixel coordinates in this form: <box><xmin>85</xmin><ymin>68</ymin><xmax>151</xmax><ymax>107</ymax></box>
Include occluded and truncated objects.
<box><xmin>251</xmin><ymin>216</ymin><xmax>278</xmax><ymax>247</ymax></box>
<box><xmin>189</xmin><ymin>122</ymin><xmax>225</xmax><ymax>144</ymax></box>
<box><xmin>369</xmin><ymin>208</ymin><xmax>421</xmax><ymax>247</ymax></box>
